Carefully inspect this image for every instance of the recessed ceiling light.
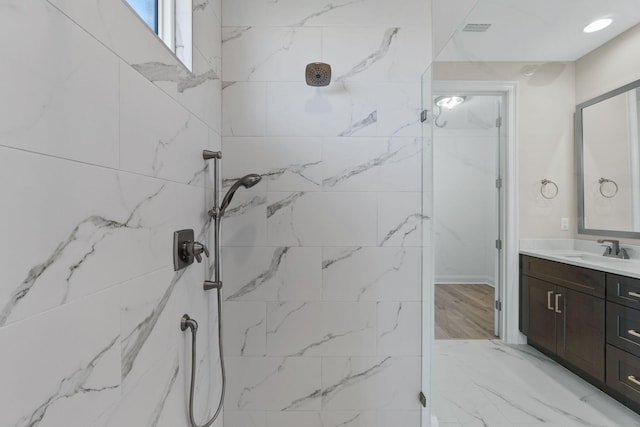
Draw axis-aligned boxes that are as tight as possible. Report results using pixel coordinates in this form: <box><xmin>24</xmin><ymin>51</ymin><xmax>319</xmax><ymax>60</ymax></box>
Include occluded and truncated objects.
<box><xmin>435</xmin><ymin>96</ymin><xmax>466</xmax><ymax>110</ymax></box>
<box><xmin>584</xmin><ymin>18</ymin><xmax>613</xmax><ymax>33</ymax></box>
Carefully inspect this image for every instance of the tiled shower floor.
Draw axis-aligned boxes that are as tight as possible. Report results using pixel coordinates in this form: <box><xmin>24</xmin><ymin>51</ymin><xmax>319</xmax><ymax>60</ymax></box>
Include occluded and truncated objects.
<box><xmin>433</xmin><ymin>340</ymin><xmax>640</xmax><ymax>427</ymax></box>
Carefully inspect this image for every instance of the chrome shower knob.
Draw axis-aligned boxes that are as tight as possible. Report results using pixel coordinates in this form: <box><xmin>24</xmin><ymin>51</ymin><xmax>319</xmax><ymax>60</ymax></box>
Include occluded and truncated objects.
<box><xmin>183</xmin><ymin>241</ymin><xmax>210</xmax><ymax>263</ymax></box>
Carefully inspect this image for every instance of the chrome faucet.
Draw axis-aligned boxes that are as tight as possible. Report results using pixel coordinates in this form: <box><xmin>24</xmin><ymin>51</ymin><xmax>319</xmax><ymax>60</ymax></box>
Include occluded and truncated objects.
<box><xmin>598</xmin><ymin>239</ymin><xmax>630</xmax><ymax>259</ymax></box>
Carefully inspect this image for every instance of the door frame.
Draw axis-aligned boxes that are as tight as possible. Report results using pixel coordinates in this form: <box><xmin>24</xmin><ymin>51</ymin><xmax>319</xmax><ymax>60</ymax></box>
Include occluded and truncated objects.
<box><xmin>433</xmin><ymin>80</ymin><xmax>522</xmax><ymax>344</ymax></box>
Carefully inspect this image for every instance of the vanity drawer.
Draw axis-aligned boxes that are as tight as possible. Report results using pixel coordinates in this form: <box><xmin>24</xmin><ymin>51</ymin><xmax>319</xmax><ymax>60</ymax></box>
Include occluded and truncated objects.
<box><xmin>606</xmin><ymin>344</ymin><xmax>640</xmax><ymax>406</ymax></box>
<box><xmin>607</xmin><ymin>302</ymin><xmax>640</xmax><ymax>358</ymax></box>
<box><xmin>521</xmin><ymin>255</ymin><xmax>605</xmax><ymax>297</ymax></box>
<box><xmin>607</xmin><ymin>274</ymin><xmax>640</xmax><ymax>310</ymax></box>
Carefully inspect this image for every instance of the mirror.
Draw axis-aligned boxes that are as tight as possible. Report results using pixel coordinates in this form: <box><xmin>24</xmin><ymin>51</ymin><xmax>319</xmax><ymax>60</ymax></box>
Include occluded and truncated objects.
<box><xmin>578</xmin><ymin>79</ymin><xmax>640</xmax><ymax>237</ymax></box>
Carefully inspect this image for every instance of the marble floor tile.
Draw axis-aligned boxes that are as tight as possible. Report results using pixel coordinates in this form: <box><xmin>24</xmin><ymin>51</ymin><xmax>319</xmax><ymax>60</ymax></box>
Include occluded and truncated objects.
<box><xmin>433</xmin><ymin>340</ymin><xmax>640</xmax><ymax>427</ymax></box>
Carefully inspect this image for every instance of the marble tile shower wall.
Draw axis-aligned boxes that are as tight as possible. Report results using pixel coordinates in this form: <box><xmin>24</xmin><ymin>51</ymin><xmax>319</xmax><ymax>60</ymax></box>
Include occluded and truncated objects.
<box><xmin>220</xmin><ymin>1</ymin><xmax>431</xmax><ymax>426</ymax></box>
<box><xmin>0</xmin><ymin>0</ymin><xmax>223</xmax><ymax>426</ymax></box>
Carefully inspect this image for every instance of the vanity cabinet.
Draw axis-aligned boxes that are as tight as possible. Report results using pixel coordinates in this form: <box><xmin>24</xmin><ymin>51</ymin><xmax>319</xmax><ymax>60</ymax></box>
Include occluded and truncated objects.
<box><xmin>605</xmin><ymin>274</ymin><xmax>640</xmax><ymax>408</ymax></box>
<box><xmin>520</xmin><ymin>256</ymin><xmax>605</xmax><ymax>381</ymax></box>
<box><xmin>520</xmin><ymin>254</ymin><xmax>640</xmax><ymax>413</ymax></box>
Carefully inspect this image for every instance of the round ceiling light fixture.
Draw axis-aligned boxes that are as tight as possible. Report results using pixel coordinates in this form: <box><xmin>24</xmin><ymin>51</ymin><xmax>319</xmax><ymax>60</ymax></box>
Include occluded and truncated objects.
<box><xmin>435</xmin><ymin>96</ymin><xmax>466</xmax><ymax>110</ymax></box>
<box><xmin>584</xmin><ymin>18</ymin><xmax>613</xmax><ymax>33</ymax></box>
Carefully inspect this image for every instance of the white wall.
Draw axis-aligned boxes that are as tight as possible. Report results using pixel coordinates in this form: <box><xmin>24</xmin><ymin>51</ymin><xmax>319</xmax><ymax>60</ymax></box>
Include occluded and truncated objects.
<box><xmin>0</xmin><ymin>0</ymin><xmax>222</xmax><ymax>425</ymax></box>
<box><xmin>576</xmin><ymin>23</ymin><xmax>640</xmax><ymax>243</ymax></box>
<box><xmin>220</xmin><ymin>0</ymin><xmax>431</xmax><ymax>425</ymax></box>
<box><xmin>434</xmin><ymin>62</ymin><xmax>576</xmax><ymax>240</ymax></box>
<box><xmin>576</xmin><ymin>24</ymin><xmax>640</xmax><ymax>104</ymax></box>
<box><xmin>433</xmin><ymin>98</ymin><xmax>498</xmax><ymax>285</ymax></box>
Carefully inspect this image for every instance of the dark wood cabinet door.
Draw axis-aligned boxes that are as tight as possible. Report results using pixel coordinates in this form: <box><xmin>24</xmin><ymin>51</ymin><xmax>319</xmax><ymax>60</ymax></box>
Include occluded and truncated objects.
<box><xmin>556</xmin><ymin>286</ymin><xmax>605</xmax><ymax>381</ymax></box>
<box><xmin>526</xmin><ymin>276</ymin><xmax>556</xmax><ymax>353</ymax></box>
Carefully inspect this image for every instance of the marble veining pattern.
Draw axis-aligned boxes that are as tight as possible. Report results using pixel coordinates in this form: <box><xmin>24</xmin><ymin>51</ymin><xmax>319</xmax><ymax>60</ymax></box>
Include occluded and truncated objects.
<box><xmin>221</xmin><ymin>0</ymin><xmax>428</xmax><ymax>423</ymax></box>
<box><xmin>1</xmin><ymin>0</ymin><xmax>223</xmax><ymax>424</ymax></box>
<box><xmin>0</xmin><ymin>183</ymin><xmax>167</xmax><ymax>327</ymax></box>
<box><xmin>434</xmin><ymin>340</ymin><xmax>640</xmax><ymax>427</ymax></box>
<box><xmin>336</xmin><ymin>28</ymin><xmax>400</xmax><ymax>82</ymax></box>
<box><xmin>17</xmin><ymin>337</ymin><xmax>119</xmax><ymax>427</ymax></box>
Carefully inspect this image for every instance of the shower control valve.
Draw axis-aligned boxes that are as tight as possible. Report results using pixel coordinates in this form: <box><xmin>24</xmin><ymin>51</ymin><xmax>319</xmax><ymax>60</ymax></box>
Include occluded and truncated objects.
<box><xmin>184</xmin><ymin>241</ymin><xmax>210</xmax><ymax>263</ymax></box>
<box><xmin>173</xmin><ymin>229</ymin><xmax>210</xmax><ymax>271</ymax></box>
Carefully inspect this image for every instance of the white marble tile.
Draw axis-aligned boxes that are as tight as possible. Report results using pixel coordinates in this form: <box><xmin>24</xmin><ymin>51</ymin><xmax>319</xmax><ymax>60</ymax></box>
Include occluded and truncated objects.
<box><xmin>0</xmin><ymin>147</ymin><xmax>176</xmax><ymax>326</ymax></box>
<box><xmin>378</xmin><ymin>411</ymin><xmax>421</xmax><ymax>427</ymax></box>
<box><xmin>321</xmin><ymin>192</ymin><xmax>378</xmax><ymax>246</ymax></box>
<box><xmin>0</xmin><ymin>0</ymin><xmax>119</xmax><ymax>168</ymax></box>
<box><xmin>219</xmin><ymin>190</ymin><xmax>268</xmax><ymax>246</ymax></box>
<box><xmin>322</xmin><ymin>137</ymin><xmax>385</xmax><ymax>192</ymax></box>
<box><xmin>223</xmin><ymin>26</ymin><xmax>322</xmax><ymax>82</ymax></box>
<box><xmin>222</xmin><ymin>0</ymin><xmax>427</xmax><ymax>28</ymax></box>
<box><xmin>376</xmin><ymin>83</ymin><xmax>422</xmax><ymax>137</ymax></box>
<box><xmin>321</xmin><ymin>357</ymin><xmax>421</xmax><ymax>411</ymax></box>
<box><xmin>224</xmin><ymin>411</ymin><xmax>267</xmax><ymax>427</ymax></box>
<box><xmin>47</xmin><ymin>0</ymin><xmax>179</xmax><ymax>66</ymax></box>
<box><xmin>223</xmin><ymin>82</ymin><xmax>267</xmax><ymax>136</ymax></box>
<box><xmin>176</xmin><ymin>47</ymin><xmax>222</xmax><ymax>130</ymax></box>
<box><xmin>323</xmin><ymin>26</ymin><xmax>429</xmax><ymax>83</ymax></box>
<box><xmin>223</xmin><ymin>301</ymin><xmax>267</xmax><ymax>356</ymax></box>
<box><xmin>266</xmin><ymin>411</ymin><xmax>378</xmax><ymax>427</ymax></box>
<box><xmin>226</xmin><ymin>357</ymin><xmax>322</xmax><ymax>411</ymax></box>
<box><xmin>377</xmin><ymin>192</ymin><xmax>424</xmax><ymax>247</ymax></box>
<box><xmin>322</xmin><ymin>137</ymin><xmax>421</xmax><ymax>192</ymax></box>
<box><xmin>433</xmin><ymin>341</ymin><xmax>640</xmax><ymax>427</ymax></box>
<box><xmin>119</xmin><ymin>267</ymin><xmax>184</xmax><ymax>389</ymax></box>
<box><xmin>375</xmin><ymin>0</ymin><xmax>430</xmax><ymax>27</ymax></box>
<box><xmin>266</xmin><ymin>302</ymin><xmax>377</xmax><ymax>356</ymax></box>
<box><xmin>98</xmin><ymin>349</ymin><xmax>182</xmax><ymax>427</ymax></box>
<box><xmin>193</xmin><ymin>0</ymin><xmax>222</xmax><ymax>68</ymax></box>
<box><xmin>322</xmin><ymin>247</ymin><xmax>422</xmax><ymax>302</ymax></box>
<box><xmin>120</xmin><ymin>63</ymin><xmax>211</xmax><ymax>185</ymax></box>
<box><xmin>266</xmin><ymin>191</ymin><xmax>325</xmax><ymax>246</ymax></box>
<box><xmin>222</xmin><ymin>247</ymin><xmax>322</xmax><ymax>301</ymax></box>
<box><xmin>377</xmin><ymin>302</ymin><xmax>421</xmax><ymax>356</ymax></box>
<box><xmin>266</xmin><ymin>82</ymin><xmax>377</xmax><ymax>137</ymax></box>
<box><xmin>0</xmin><ymin>287</ymin><xmax>120</xmax><ymax>427</ymax></box>
<box><xmin>222</xmin><ymin>137</ymin><xmax>323</xmax><ymax>192</ymax></box>
<box><xmin>222</xmin><ymin>0</ymin><xmax>377</xmax><ymax>27</ymax></box>
<box><xmin>46</xmin><ymin>0</ymin><xmax>221</xmax><ymax>129</ymax></box>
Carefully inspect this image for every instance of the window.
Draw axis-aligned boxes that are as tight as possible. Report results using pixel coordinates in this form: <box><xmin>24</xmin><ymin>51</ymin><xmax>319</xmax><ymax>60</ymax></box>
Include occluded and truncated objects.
<box><xmin>126</xmin><ymin>0</ymin><xmax>158</xmax><ymax>33</ymax></box>
<box><xmin>125</xmin><ymin>0</ymin><xmax>192</xmax><ymax>71</ymax></box>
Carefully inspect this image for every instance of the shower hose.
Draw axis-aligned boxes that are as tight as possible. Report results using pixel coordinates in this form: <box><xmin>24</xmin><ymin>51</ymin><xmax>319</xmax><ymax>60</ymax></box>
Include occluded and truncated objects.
<box><xmin>181</xmin><ymin>285</ymin><xmax>225</xmax><ymax>427</ymax></box>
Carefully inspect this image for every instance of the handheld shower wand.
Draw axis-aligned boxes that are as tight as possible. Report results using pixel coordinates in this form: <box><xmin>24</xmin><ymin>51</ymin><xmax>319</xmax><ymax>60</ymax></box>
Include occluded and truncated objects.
<box><xmin>216</xmin><ymin>174</ymin><xmax>262</xmax><ymax>218</ymax></box>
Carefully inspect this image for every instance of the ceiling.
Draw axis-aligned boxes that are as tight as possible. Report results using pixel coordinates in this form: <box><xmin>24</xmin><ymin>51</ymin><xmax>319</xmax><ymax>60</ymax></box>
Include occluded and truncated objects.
<box><xmin>436</xmin><ymin>0</ymin><xmax>640</xmax><ymax>62</ymax></box>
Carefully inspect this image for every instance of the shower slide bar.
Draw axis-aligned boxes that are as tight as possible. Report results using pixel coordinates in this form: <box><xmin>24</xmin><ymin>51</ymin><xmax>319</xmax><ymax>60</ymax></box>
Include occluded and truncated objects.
<box><xmin>203</xmin><ymin>150</ymin><xmax>222</xmax><ymax>290</ymax></box>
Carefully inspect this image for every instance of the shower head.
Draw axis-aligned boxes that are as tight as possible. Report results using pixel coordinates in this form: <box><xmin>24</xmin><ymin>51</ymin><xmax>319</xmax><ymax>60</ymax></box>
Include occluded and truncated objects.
<box><xmin>305</xmin><ymin>62</ymin><xmax>331</xmax><ymax>87</ymax></box>
<box><xmin>219</xmin><ymin>174</ymin><xmax>262</xmax><ymax>217</ymax></box>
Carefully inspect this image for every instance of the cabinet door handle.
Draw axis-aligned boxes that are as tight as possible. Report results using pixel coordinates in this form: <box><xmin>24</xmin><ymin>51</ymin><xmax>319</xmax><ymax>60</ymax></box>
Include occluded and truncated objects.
<box><xmin>629</xmin><ymin>330</ymin><xmax>640</xmax><ymax>339</ymax></box>
<box><xmin>555</xmin><ymin>293</ymin><xmax>562</xmax><ymax>314</ymax></box>
<box><xmin>629</xmin><ymin>291</ymin><xmax>640</xmax><ymax>299</ymax></box>
<box><xmin>547</xmin><ymin>291</ymin><xmax>554</xmax><ymax>310</ymax></box>
<box><xmin>628</xmin><ymin>375</ymin><xmax>640</xmax><ymax>387</ymax></box>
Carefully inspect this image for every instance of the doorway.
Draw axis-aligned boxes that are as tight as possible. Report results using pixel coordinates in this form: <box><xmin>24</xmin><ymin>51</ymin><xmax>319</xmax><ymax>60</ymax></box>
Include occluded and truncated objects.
<box><xmin>432</xmin><ymin>89</ymin><xmax>507</xmax><ymax>340</ymax></box>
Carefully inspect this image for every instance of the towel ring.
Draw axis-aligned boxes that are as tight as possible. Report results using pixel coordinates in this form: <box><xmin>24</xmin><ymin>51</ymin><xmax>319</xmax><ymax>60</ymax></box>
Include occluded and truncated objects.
<box><xmin>599</xmin><ymin>177</ymin><xmax>618</xmax><ymax>198</ymax></box>
<box><xmin>540</xmin><ymin>179</ymin><xmax>558</xmax><ymax>199</ymax></box>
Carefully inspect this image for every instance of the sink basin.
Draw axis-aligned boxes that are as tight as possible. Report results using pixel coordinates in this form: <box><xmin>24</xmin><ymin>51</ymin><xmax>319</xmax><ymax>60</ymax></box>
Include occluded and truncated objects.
<box><xmin>559</xmin><ymin>253</ymin><xmax>631</xmax><ymax>265</ymax></box>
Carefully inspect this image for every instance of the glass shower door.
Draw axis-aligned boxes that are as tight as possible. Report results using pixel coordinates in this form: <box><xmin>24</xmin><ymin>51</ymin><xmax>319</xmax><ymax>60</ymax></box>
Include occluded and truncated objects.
<box><xmin>420</xmin><ymin>65</ymin><xmax>434</xmax><ymax>427</ymax></box>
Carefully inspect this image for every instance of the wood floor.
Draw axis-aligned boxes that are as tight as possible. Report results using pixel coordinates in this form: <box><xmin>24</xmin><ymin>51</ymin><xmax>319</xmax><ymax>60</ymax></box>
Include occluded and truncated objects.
<box><xmin>435</xmin><ymin>283</ymin><xmax>496</xmax><ymax>340</ymax></box>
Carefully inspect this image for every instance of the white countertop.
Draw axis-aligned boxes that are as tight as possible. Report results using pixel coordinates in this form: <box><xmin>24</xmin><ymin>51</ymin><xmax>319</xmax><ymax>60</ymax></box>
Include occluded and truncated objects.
<box><xmin>520</xmin><ymin>248</ymin><xmax>640</xmax><ymax>279</ymax></box>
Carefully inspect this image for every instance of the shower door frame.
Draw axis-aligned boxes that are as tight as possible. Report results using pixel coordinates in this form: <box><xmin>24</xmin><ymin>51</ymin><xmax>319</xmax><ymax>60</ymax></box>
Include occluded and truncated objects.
<box><xmin>431</xmin><ymin>80</ymin><xmax>522</xmax><ymax>345</ymax></box>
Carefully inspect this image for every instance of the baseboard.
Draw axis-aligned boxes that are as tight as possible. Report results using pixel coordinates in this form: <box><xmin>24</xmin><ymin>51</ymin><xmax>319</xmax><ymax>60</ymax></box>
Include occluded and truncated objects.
<box><xmin>435</xmin><ymin>277</ymin><xmax>496</xmax><ymax>287</ymax></box>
